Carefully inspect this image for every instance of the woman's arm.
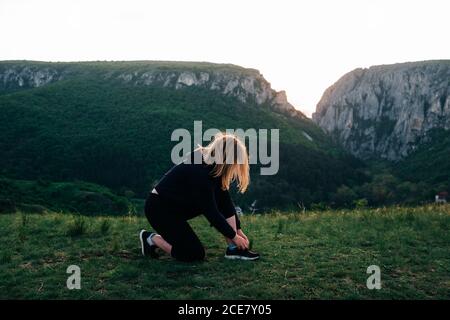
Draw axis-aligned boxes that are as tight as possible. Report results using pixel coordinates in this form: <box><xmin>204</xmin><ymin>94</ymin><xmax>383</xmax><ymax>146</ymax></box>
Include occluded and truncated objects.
<box><xmin>202</xmin><ymin>186</ymin><xmax>237</xmax><ymax>239</ymax></box>
<box><xmin>225</xmin><ymin>215</ymin><xmax>249</xmax><ymax>248</ymax></box>
<box><xmin>200</xmin><ymin>183</ymin><xmax>248</xmax><ymax>249</ymax></box>
<box><xmin>202</xmin><ymin>191</ymin><xmax>248</xmax><ymax>249</ymax></box>
<box><xmin>215</xmin><ymin>186</ymin><xmax>242</xmax><ymax>229</ymax></box>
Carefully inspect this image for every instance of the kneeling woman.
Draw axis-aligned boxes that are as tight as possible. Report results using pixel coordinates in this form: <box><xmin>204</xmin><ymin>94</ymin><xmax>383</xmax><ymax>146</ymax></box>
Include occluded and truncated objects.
<box><xmin>139</xmin><ymin>132</ymin><xmax>259</xmax><ymax>262</ymax></box>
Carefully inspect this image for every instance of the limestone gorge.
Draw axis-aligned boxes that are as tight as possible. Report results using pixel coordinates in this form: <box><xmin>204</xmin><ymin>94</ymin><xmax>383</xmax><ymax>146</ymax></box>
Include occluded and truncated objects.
<box><xmin>2</xmin><ymin>59</ymin><xmax>449</xmax><ymax>163</ymax></box>
<box><xmin>313</xmin><ymin>61</ymin><xmax>450</xmax><ymax>160</ymax></box>
<box><xmin>1</xmin><ymin>59</ymin><xmax>449</xmax><ymax>209</ymax></box>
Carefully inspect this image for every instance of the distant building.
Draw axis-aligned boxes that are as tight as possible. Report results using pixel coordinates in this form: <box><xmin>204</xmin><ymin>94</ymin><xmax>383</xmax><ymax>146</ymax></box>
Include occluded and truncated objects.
<box><xmin>435</xmin><ymin>191</ymin><xmax>448</xmax><ymax>204</ymax></box>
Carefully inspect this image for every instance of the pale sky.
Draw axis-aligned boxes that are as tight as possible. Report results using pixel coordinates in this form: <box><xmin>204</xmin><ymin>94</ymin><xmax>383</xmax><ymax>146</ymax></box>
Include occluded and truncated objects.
<box><xmin>1</xmin><ymin>0</ymin><xmax>449</xmax><ymax>117</ymax></box>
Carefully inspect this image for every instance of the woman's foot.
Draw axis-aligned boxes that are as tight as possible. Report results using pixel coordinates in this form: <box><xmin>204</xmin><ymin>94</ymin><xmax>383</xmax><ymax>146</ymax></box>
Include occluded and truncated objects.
<box><xmin>139</xmin><ymin>230</ymin><xmax>159</xmax><ymax>258</ymax></box>
<box><xmin>224</xmin><ymin>246</ymin><xmax>260</xmax><ymax>261</ymax></box>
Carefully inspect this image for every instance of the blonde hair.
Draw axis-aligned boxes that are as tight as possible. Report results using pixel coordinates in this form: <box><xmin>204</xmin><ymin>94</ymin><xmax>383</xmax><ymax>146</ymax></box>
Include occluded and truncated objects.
<box><xmin>197</xmin><ymin>132</ymin><xmax>250</xmax><ymax>193</ymax></box>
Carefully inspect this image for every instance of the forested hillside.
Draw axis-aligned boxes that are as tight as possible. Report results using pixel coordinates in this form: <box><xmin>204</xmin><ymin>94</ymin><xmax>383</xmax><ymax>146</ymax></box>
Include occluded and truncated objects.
<box><xmin>0</xmin><ymin>61</ymin><xmax>366</xmax><ymax>211</ymax></box>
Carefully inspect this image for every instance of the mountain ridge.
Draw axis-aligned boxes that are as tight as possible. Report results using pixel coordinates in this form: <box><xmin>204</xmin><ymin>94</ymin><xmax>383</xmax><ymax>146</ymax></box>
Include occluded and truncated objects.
<box><xmin>312</xmin><ymin>60</ymin><xmax>450</xmax><ymax>160</ymax></box>
<box><xmin>0</xmin><ymin>60</ymin><xmax>306</xmax><ymax>120</ymax></box>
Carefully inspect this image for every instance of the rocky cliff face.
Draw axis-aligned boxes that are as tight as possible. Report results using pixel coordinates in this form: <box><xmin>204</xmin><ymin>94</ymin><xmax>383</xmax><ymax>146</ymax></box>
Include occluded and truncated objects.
<box><xmin>0</xmin><ymin>61</ymin><xmax>305</xmax><ymax>119</ymax></box>
<box><xmin>112</xmin><ymin>67</ymin><xmax>305</xmax><ymax>118</ymax></box>
<box><xmin>312</xmin><ymin>61</ymin><xmax>450</xmax><ymax>160</ymax></box>
<box><xmin>0</xmin><ymin>65</ymin><xmax>63</xmax><ymax>89</ymax></box>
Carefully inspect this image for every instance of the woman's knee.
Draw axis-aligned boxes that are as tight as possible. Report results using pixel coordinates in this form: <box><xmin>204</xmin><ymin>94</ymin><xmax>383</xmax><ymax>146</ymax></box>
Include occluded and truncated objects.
<box><xmin>173</xmin><ymin>244</ymin><xmax>205</xmax><ymax>262</ymax></box>
<box><xmin>193</xmin><ymin>245</ymin><xmax>206</xmax><ymax>261</ymax></box>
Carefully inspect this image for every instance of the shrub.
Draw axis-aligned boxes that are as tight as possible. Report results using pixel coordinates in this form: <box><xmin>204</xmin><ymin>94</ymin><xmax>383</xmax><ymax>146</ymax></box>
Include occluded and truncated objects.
<box><xmin>123</xmin><ymin>190</ymin><xmax>136</xmax><ymax>199</ymax></box>
<box><xmin>67</xmin><ymin>216</ymin><xmax>86</xmax><ymax>237</ymax></box>
<box><xmin>17</xmin><ymin>203</ymin><xmax>48</xmax><ymax>214</ymax></box>
<box><xmin>310</xmin><ymin>202</ymin><xmax>330</xmax><ymax>211</ymax></box>
<box><xmin>99</xmin><ymin>219</ymin><xmax>111</xmax><ymax>235</ymax></box>
<box><xmin>353</xmin><ymin>198</ymin><xmax>368</xmax><ymax>209</ymax></box>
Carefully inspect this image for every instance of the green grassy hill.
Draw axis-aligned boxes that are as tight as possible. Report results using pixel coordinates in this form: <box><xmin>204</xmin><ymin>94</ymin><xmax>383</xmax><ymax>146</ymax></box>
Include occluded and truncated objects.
<box><xmin>394</xmin><ymin>129</ymin><xmax>450</xmax><ymax>191</ymax></box>
<box><xmin>0</xmin><ymin>60</ymin><xmax>367</xmax><ymax>209</ymax></box>
<box><xmin>1</xmin><ymin>205</ymin><xmax>449</xmax><ymax>299</ymax></box>
<box><xmin>0</xmin><ymin>176</ymin><xmax>132</xmax><ymax>215</ymax></box>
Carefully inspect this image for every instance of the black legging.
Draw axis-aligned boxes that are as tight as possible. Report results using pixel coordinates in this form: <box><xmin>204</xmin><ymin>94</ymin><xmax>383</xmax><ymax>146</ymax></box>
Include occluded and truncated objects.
<box><xmin>145</xmin><ymin>192</ymin><xmax>238</xmax><ymax>262</ymax></box>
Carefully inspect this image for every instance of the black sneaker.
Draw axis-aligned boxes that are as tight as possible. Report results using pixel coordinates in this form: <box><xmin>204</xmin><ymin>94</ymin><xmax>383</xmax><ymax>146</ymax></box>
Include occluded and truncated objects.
<box><xmin>139</xmin><ymin>229</ymin><xmax>159</xmax><ymax>258</ymax></box>
<box><xmin>225</xmin><ymin>247</ymin><xmax>260</xmax><ymax>261</ymax></box>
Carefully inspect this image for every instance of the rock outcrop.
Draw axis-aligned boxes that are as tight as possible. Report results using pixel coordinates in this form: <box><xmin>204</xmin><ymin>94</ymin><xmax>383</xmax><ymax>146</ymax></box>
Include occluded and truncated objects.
<box><xmin>0</xmin><ymin>64</ymin><xmax>63</xmax><ymax>89</ymax></box>
<box><xmin>110</xmin><ymin>66</ymin><xmax>305</xmax><ymax>119</ymax></box>
<box><xmin>312</xmin><ymin>61</ymin><xmax>450</xmax><ymax>160</ymax></box>
<box><xmin>0</xmin><ymin>61</ymin><xmax>305</xmax><ymax>119</ymax></box>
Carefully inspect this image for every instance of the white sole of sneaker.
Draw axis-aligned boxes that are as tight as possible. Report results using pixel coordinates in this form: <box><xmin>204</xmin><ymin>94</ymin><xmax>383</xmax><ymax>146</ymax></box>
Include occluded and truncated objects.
<box><xmin>139</xmin><ymin>229</ymin><xmax>146</xmax><ymax>256</ymax></box>
<box><xmin>224</xmin><ymin>254</ymin><xmax>260</xmax><ymax>261</ymax></box>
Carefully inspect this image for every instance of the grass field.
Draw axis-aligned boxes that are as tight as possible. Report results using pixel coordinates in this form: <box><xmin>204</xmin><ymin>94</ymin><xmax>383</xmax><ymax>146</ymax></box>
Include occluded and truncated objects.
<box><xmin>0</xmin><ymin>205</ymin><xmax>449</xmax><ymax>299</ymax></box>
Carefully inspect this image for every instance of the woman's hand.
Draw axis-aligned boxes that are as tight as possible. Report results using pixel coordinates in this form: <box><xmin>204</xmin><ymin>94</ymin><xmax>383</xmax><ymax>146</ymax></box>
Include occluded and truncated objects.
<box><xmin>237</xmin><ymin>229</ymin><xmax>249</xmax><ymax>242</ymax></box>
<box><xmin>232</xmin><ymin>234</ymin><xmax>249</xmax><ymax>250</ymax></box>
